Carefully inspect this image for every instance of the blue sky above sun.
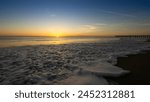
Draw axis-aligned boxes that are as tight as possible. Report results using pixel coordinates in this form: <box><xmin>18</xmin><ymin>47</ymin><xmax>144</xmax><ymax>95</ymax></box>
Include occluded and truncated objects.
<box><xmin>0</xmin><ymin>0</ymin><xmax>150</xmax><ymax>36</ymax></box>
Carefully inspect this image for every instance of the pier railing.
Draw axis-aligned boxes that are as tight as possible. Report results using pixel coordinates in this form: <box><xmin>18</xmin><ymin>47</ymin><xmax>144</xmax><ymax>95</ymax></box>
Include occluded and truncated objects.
<box><xmin>115</xmin><ymin>35</ymin><xmax>150</xmax><ymax>38</ymax></box>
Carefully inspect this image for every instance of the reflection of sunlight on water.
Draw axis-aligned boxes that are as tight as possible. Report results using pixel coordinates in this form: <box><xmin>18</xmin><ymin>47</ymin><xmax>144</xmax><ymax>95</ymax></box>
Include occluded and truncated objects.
<box><xmin>0</xmin><ymin>37</ymin><xmax>117</xmax><ymax>48</ymax></box>
<box><xmin>51</xmin><ymin>38</ymin><xmax>100</xmax><ymax>44</ymax></box>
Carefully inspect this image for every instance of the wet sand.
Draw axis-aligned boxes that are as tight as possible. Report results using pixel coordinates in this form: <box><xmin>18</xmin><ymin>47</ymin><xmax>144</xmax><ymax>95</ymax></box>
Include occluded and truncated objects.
<box><xmin>110</xmin><ymin>50</ymin><xmax>150</xmax><ymax>85</ymax></box>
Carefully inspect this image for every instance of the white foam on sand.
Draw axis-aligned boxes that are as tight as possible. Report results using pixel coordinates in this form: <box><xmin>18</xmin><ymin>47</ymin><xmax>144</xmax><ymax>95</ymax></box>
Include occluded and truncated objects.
<box><xmin>80</xmin><ymin>61</ymin><xmax>130</xmax><ymax>77</ymax></box>
<box><xmin>57</xmin><ymin>61</ymin><xmax>129</xmax><ymax>85</ymax></box>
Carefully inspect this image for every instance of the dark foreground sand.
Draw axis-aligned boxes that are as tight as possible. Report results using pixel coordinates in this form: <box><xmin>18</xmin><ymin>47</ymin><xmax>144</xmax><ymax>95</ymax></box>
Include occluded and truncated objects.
<box><xmin>110</xmin><ymin>50</ymin><xmax>150</xmax><ymax>85</ymax></box>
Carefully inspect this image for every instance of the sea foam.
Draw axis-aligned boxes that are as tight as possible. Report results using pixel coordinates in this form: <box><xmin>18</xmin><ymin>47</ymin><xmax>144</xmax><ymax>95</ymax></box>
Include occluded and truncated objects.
<box><xmin>0</xmin><ymin>37</ymin><xmax>150</xmax><ymax>84</ymax></box>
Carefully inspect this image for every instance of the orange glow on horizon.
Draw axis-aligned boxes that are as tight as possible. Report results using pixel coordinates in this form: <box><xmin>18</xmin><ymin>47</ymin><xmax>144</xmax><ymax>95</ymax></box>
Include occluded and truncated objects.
<box><xmin>1</xmin><ymin>27</ymin><xmax>149</xmax><ymax>37</ymax></box>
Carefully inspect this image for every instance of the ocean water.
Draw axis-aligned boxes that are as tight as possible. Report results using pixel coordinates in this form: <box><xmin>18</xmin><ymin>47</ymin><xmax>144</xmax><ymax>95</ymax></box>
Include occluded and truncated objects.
<box><xmin>0</xmin><ymin>36</ymin><xmax>117</xmax><ymax>48</ymax></box>
<box><xmin>0</xmin><ymin>36</ymin><xmax>150</xmax><ymax>84</ymax></box>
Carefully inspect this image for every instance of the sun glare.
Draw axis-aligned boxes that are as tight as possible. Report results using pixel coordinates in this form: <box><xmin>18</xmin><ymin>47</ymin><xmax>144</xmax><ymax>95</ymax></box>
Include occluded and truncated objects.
<box><xmin>48</xmin><ymin>25</ymin><xmax>68</xmax><ymax>37</ymax></box>
<box><xmin>56</xmin><ymin>33</ymin><xmax>60</xmax><ymax>37</ymax></box>
<box><xmin>50</xmin><ymin>31</ymin><xmax>63</xmax><ymax>37</ymax></box>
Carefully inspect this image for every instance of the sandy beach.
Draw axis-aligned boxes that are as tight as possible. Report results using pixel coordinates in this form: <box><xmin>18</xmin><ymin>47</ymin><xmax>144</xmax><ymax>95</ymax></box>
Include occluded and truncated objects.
<box><xmin>110</xmin><ymin>50</ymin><xmax>150</xmax><ymax>85</ymax></box>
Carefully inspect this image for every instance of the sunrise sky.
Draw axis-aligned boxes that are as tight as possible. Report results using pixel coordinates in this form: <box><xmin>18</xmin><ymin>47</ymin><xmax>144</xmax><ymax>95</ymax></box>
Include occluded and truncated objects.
<box><xmin>0</xmin><ymin>0</ymin><xmax>150</xmax><ymax>37</ymax></box>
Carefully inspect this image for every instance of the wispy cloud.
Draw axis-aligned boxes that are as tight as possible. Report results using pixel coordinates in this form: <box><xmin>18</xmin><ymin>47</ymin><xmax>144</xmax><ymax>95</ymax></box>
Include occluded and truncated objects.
<box><xmin>50</xmin><ymin>14</ymin><xmax>56</xmax><ymax>17</ymax></box>
<box><xmin>139</xmin><ymin>23</ymin><xmax>150</xmax><ymax>26</ymax></box>
<box><xmin>100</xmin><ymin>10</ymin><xmax>136</xmax><ymax>18</ymax></box>
<box><xmin>83</xmin><ymin>25</ymin><xmax>97</xmax><ymax>30</ymax></box>
<box><xmin>95</xmin><ymin>23</ymin><xmax>107</xmax><ymax>26</ymax></box>
<box><xmin>82</xmin><ymin>23</ymin><xmax>107</xmax><ymax>31</ymax></box>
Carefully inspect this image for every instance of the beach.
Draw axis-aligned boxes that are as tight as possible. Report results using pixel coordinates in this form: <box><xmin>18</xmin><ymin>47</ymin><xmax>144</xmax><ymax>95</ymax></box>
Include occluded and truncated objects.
<box><xmin>0</xmin><ymin>37</ymin><xmax>150</xmax><ymax>85</ymax></box>
<box><xmin>110</xmin><ymin>50</ymin><xmax>150</xmax><ymax>85</ymax></box>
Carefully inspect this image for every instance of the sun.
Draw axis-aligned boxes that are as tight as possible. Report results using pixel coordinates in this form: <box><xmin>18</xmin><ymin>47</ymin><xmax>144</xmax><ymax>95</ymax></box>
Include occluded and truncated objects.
<box><xmin>47</xmin><ymin>25</ymin><xmax>69</xmax><ymax>37</ymax></box>
<box><xmin>56</xmin><ymin>33</ymin><xmax>60</xmax><ymax>37</ymax></box>
<box><xmin>47</xmin><ymin>31</ymin><xmax>64</xmax><ymax>37</ymax></box>
<box><xmin>53</xmin><ymin>31</ymin><xmax>63</xmax><ymax>37</ymax></box>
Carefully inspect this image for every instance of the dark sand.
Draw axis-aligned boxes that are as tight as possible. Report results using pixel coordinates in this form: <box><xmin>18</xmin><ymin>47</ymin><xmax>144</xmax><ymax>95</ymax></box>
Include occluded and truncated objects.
<box><xmin>110</xmin><ymin>50</ymin><xmax>150</xmax><ymax>85</ymax></box>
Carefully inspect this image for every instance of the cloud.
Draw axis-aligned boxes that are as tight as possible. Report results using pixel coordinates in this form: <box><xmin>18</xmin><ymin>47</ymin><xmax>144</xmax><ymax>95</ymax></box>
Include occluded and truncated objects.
<box><xmin>139</xmin><ymin>23</ymin><xmax>150</xmax><ymax>26</ymax></box>
<box><xmin>81</xmin><ymin>23</ymin><xmax>108</xmax><ymax>33</ymax></box>
<box><xmin>100</xmin><ymin>10</ymin><xmax>135</xmax><ymax>18</ymax></box>
<box><xmin>83</xmin><ymin>25</ymin><xmax>96</xmax><ymax>30</ymax></box>
<box><xmin>95</xmin><ymin>23</ymin><xmax>107</xmax><ymax>26</ymax></box>
<box><xmin>129</xmin><ymin>23</ymin><xmax>150</xmax><ymax>26</ymax></box>
<box><xmin>50</xmin><ymin>14</ymin><xmax>56</xmax><ymax>17</ymax></box>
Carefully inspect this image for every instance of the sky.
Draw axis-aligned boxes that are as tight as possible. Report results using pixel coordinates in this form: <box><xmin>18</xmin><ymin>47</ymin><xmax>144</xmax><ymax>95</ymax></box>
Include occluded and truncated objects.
<box><xmin>0</xmin><ymin>0</ymin><xmax>150</xmax><ymax>36</ymax></box>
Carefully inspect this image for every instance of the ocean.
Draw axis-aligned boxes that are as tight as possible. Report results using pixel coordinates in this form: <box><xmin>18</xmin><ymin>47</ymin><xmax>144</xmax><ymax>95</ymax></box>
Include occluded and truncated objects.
<box><xmin>0</xmin><ymin>36</ymin><xmax>118</xmax><ymax>48</ymax></box>
<box><xmin>0</xmin><ymin>36</ymin><xmax>150</xmax><ymax>84</ymax></box>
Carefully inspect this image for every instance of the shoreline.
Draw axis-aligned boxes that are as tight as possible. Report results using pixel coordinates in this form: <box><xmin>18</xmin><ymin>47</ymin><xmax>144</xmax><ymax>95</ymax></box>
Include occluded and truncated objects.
<box><xmin>108</xmin><ymin>50</ymin><xmax>150</xmax><ymax>85</ymax></box>
<box><xmin>0</xmin><ymin>37</ymin><xmax>150</xmax><ymax>84</ymax></box>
